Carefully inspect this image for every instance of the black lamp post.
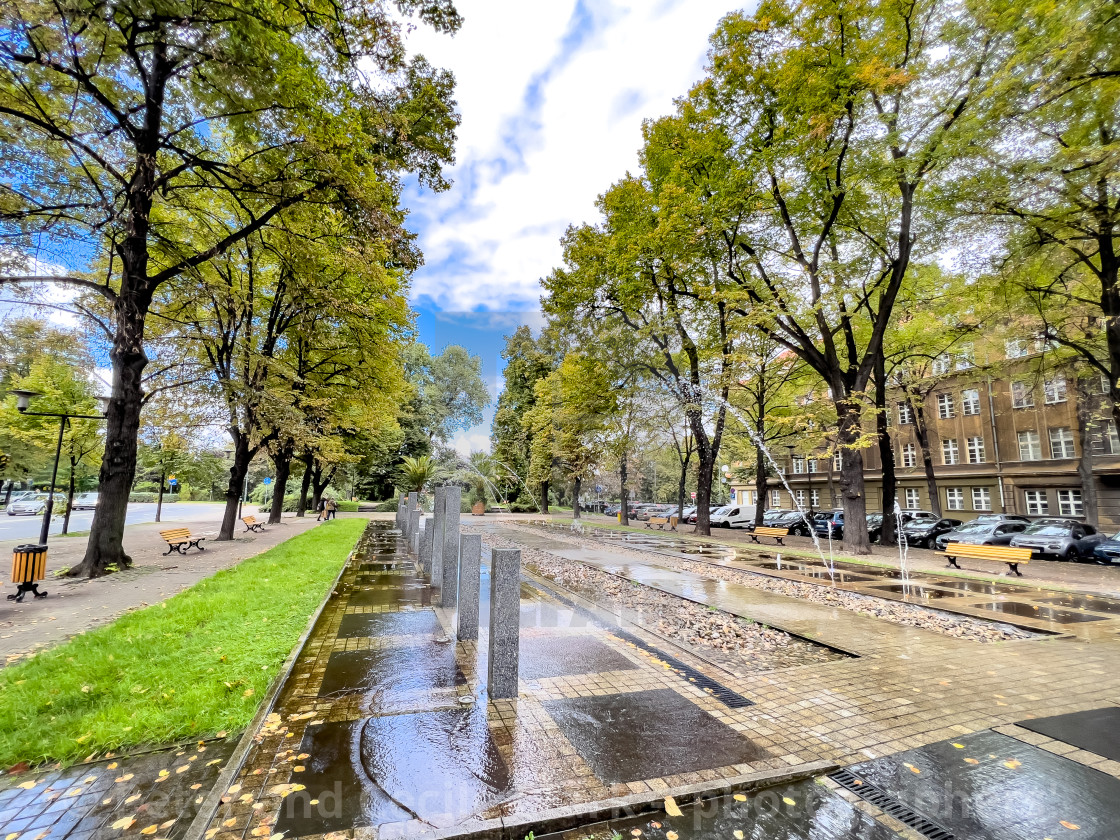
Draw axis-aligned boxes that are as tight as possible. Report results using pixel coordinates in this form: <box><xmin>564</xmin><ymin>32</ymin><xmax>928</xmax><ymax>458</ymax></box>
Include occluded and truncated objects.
<box><xmin>10</xmin><ymin>389</ymin><xmax>108</xmax><ymax>545</ymax></box>
<box><xmin>785</xmin><ymin>444</ymin><xmax>796</xmax><ymax>509</ymax></box>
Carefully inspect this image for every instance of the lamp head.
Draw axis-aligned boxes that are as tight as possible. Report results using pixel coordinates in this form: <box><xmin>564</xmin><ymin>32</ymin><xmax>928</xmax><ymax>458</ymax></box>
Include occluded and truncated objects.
<box><xmin>8</xmin><ymin>389</ymin><xmax>41</xmax><ymax>412</ymax></box>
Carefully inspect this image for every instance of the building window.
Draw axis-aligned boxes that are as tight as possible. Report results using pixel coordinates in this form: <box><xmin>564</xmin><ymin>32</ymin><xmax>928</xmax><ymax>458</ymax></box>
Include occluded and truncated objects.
<box><xmin>1012</xmin><ymin>381</ymin><xmax>1035</xmax><ymax>409</ymax></box>
<box><xmin>1043</xmin><ymin>377</ymin><xmax>1068</xmax><ymax>404</ymax></box>
<box><xmin>807</xmin><ymin>457</ymin><xmax>819</xmax><ymax>473</ymax></box>
<box><xmin>972</xmin><ymin>487</ymin><xmax>992</xmax><ymax>511</ymax></box>
<box><xmin>770</xmin><ymin>490</ymin><xmax>781</xmax><ymax>508</ymax></box>
<box><xmin>955</xmin><ymin>344</ymin><xmax>975</xmax><ymax>370</ymax></box>
<box><xmin>1049</xmin><ymin>426</ymin><xmax>1076</xmax><ymax>459</ymax></box>
<box><xmin>1101</xmin><ymin>374</ymin><xmax>1111</xmax><ymax>395</ymax></box>
<box><xmin>945</xmin><ymin>488</ymin><xmax>964</xmax><ymax>510</ymax></box>
<box><xmin>904</xmin><ymin>488</ymin><xmax>920</xmax><ymax>509</ymax></box>
<box><xmin>810</xmin><ymin>489</ymin><xmax>821</xmax><ymax>507</ymax></box>
<box><xmin>942</xmin><ymin>438</ymin><xmax>960</xmax><ymax>465</ymax></box>
<box><xmin>901</xmin><ymin>443</ymin><xmax>917</xmax><ymax>468</ymax></box>
<box><xmin>1057</xmin><ymin>489</ymin><xmax>1084</xmax><ymax>517</ymax></box>
<box><xmin>1024</xmin><ymin>490</ymin><xmax>1049</xmax><ymax>515</ymax></box>
<box><xmin>792</xmin><ymin>456</ymin><xmax>805</xmax><ymax>474</ymax></box>
<box><xmin>833</xmin><ymin>451</ymin><xmax>842</xmax><ymax>471</ymax></box>
<box><xmin>795</xmin><ymin>489</ymin><xmax>807</xmax><ymax>507</ymax></box>
<box><xmin>1006</xmin><ymin>339</ymin><xmax>1029</xmax><ymax>359</ymax></box>
<box><xmin>961</xmin><ymin>388</ymin><xmax>981</xmax><ymax>416</ymax></box>
<box><xmin>967</xmin><ymin>436</ymin><xmax>985</xmax><ymax>463</ymax></box>
<box><xmin>897</xmin><ymin>402</ymin><xmax>913</xmax><ymax>424</ymax></box>
<box><xmin>937</xmin><ymin>393</ymin><xmax>955</xmax><ymax>419</ymax></box>
<box><xmin>1106</xmin><ymin>421</ymin><xmax>1120</xmax><ymax>454</ymax></box>
<box><xmin>932</xmin><ymin>354</ymin><xmax>951</xmax><ymax>375</ymax></box>
<box><xmin>1035</xmin><ymin>335</ymin><xmax>1058</xmax><ymax>353</ymax></box>
<box><xmin>1018</xmin><ymin>430</ymin><xmax>1042</xmax><ymax>461</ymax></box>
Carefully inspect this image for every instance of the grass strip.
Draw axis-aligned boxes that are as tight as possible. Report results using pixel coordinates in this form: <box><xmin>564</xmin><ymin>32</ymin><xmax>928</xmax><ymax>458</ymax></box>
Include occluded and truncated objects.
<box><xmin>0</xmin><ymin>518</ymin><xmax>364</xmax><ymax>768</ymax></box>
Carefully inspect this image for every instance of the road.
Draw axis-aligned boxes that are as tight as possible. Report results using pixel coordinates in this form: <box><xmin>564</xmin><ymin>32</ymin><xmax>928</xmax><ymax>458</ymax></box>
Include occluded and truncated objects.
<box><xmin>0</xmin><ymin>501</ymin><xmax>232</xmax><ymax>543</ymax></box>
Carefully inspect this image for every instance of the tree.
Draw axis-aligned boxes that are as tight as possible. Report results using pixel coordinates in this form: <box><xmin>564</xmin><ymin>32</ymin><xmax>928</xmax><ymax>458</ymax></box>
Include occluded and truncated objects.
<box><xmin>399</xmin><ymin>455</ymin><xmax>439</xmax><ymax>493</ymax></box>
<box><xmin>0</xmin><ymin>0</ymin><xmax>460</xmax><ymax>575</ymax></box>
<box><xmin>491</xmin><ymin>327</ymin><xmax>554</xmax><ymax>508</ymax></box>
<box><xmin>406</xmin><ymin>344</ymin><xmax>489</xmax><ymax>444</ymax></box>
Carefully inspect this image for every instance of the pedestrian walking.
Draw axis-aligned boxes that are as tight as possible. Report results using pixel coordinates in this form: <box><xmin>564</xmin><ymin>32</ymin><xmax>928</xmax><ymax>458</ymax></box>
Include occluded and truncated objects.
<box><xmin>325</xmin><ymin>497</ymin><xmax>338</xmax><ymax>520</ymax></box>
<box><xmin>316</xmin><ymin>497</ymin><xmax>326</xmax><ymax>521</ymax></box>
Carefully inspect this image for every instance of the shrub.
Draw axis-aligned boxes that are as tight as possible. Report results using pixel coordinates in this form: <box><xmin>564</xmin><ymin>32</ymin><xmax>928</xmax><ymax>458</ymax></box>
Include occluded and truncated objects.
<box><xmin>127</xmin><ymin>492</ymin><xmax>178</xmax><ymax>503</ymax></box>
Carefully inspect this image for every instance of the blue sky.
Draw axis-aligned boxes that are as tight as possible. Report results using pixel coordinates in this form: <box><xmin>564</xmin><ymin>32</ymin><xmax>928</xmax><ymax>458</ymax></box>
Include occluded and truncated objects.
<box><xmin>404</xmin><ymin>0</ymin><xmax>743</xmax><ymax>453</ymax></box>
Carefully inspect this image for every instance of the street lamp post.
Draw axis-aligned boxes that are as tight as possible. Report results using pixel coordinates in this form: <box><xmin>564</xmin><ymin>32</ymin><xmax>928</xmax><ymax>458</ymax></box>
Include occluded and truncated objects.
<box><xmin>785</xmin><ymin>444</ymin><xmax>796</xmax><ymax>510</ymax></box>
<box><xmin>10</xmin><ymin>389</ymin><xmax>108</xmax><ymax>546</ymax></box>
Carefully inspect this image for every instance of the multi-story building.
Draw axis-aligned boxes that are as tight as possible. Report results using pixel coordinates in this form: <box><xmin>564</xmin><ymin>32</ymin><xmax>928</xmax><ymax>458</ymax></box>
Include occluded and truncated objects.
<box><xmin>732</xmin><ymin>341</ymin><xmax>1120</xmax><ymax>529</ymax></box>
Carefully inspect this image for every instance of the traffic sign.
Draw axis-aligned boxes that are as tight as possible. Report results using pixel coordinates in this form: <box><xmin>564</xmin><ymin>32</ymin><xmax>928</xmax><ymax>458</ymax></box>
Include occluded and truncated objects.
<box><xmin>262</xmin><ymin>477</ymin><xmax>272</xmax><ymax>485</ymax></box>
<box><xmin>690</xmin><ymin>492</ymin><xmax>696</xmax><ymax>500</ymax></box>
<box><xmin>594</xmin><ymin>484</ymin><xmax>603</xmax><ymax>494</ymax></box>
<box><xmin>167</xmin><ymin>478</ymin><xmax>178</xmax><ymax>486</ymax></box>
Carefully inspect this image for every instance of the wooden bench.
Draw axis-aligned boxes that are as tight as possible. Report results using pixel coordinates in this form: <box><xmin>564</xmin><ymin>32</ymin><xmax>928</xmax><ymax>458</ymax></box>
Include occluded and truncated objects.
<box><xmin>937</xmin><ymin>542</ymin><xmax>1033</xmax><ymax>577</ymax></box>
<box><xmin>160</xmin><ymin>528</ymin><xmax>206</xmax><ymax>555</ymax></box>
<box><xmin>242</xmin><ymin>516</ymin><xmax>266</xmax><ymax>533</ymax></box>
<box><xmin>749</xmin><ymin>526</ymin><xmax>789</xmax><ymax>545</ymax></box>
<box><xmin>645</xmin><ymin>516</ymin><xmax>678</xmax><ymax>531</ymax></box>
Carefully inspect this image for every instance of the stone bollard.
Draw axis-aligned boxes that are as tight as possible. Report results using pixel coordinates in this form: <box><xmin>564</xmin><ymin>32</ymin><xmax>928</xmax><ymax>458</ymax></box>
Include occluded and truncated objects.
<box><xmin>420</xmin><ymin>516</ymin><xmax>434</xmax><ymax>574</ymax></box>
<box><xmin>396</xmin><ymin>494</ymin><xmax>406</xmax><ymax>531</ymax></box>
<box><xmin>457</xmin><ymin>534</ymin><xmax>482</xmax><ymax>641</ymax></box>
<box><xmin>406</xmin><ymin>491</ymin><xmax>418</xmax><ymax>539</ymax></box>
<box><xmin>440</xmin><ymin>485</ymin><xmax>462</xmax><ymax>608</ymax></box>
<box><xmin>409</xmin><ymin>509</ymin><xmax>420</xmax><ymax>555</ymax></box>
<box><xmin>430</xmin><ymin>486</ymin><xmax>446</xmax><ymax>601</ymax></box>
<box><xmin>487</xmin><ymin>548</ymin><xmax>520</xmax><ymax>699</ymax></box>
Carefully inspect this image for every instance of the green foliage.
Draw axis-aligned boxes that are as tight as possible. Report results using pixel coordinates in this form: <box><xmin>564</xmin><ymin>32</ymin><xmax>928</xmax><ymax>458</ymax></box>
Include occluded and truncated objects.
<box><xmin>398</xmin><ymin>455</ymin><xmax>440</xmax><ymax>492</ymax></box>
<box><xmin>0</xmin><ymin>519</ymin><xmax>365</xmax><ymax>767</ymax></box>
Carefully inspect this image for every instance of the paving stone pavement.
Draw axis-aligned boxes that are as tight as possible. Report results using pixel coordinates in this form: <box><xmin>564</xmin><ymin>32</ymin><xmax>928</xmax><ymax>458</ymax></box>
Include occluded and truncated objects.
<box><xmin>0</xmin><ymin>509</ymin><xmax>331</xmax><ymax>664</ymax></box>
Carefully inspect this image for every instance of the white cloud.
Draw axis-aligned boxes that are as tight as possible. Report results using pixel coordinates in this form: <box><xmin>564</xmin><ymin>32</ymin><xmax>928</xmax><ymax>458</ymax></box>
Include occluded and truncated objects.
<box><xmin>449</xmin><ymin>426</ymin><xmax>492</xmax><ymax>457</ymax></box>
<box><xmin>403</xmin><ymin>0</ymin><xmax>746</xmax><ymax>311</ymax></box>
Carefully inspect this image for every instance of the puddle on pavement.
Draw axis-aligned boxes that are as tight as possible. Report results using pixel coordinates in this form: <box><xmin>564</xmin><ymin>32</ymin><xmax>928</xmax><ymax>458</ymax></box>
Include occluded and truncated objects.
<box><xmin>1018</xmin><ymin>706</ymin><xmax>1120</xmax><ymax>763</ymax></box>
<box><xmin>870</xmin><ymin>584</ymin><xmax>968</xmax><ymax>599</ymax></box>
<box><xmin>973</xmin><ymin>601</ymin><xmax>1107</xmax><ymax>624</ymax></box>
<box><xmin>336</xmin><ymin>610</ymin><xmax>442</xmax><ymax>639</ymax></box>
<box><xmin>518</xmin><ymin>634</ymin><xmax>640</xmax><ymax>680</ymax></box>
<box><xmin>923</xmin><ymin>578</ymin><xmax>1026</xmax><ymax>595</ymax></box>
<box><xmin>317</xmin><ymin>642</ymin><xmax>465</xmax><ymax>699</ymax></box>
<box><xmin>1034</xmin><ymin>594</ymin><xmax>1120</xmax><ymax>615</ymax></box>
<box><xmin>538</xmin><ymin>778</ymin><xmax>901</xmax><ymax>840</ymax></box>
<box><xmin>347</xmin><ymin>586</ymin><xmax>431</xmax><ymax>607</ymax></box>
<box><xmin>753</xmin><ymin>562</ymin><xmax>875</xmax><ymax>583</ymax></box>
<box><xmin>543</xmin><ymin>688</ymin><xmax>768</xmax><ymax>784</ymax></box>
<box><xmin>845</xmin><ymin>729</ymin><xmax>1120</xmax><ymax>839</ymax></box>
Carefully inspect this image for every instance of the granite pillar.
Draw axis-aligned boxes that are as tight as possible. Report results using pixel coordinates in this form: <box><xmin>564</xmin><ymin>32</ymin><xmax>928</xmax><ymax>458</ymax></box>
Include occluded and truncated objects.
<box><xmin>409</xmin><ymin>509</ymin><xmax>421</xmax><ymax>555</ymax></box>
<box><xmin>487</xmin><ymin>548</ymin><xmax>521</xmax><ymax>699</ymax></box>
<box><xmin>457</xmin><ymin>534</ymin><xmax>482</xmax><ymax>641</ymax></box>
<box><xmin>430</xmin><ymin>486</ymin><xmax>446</xmax><ymax>600</ymax></box>
<box><xmin>440</xmin><ymin>485</ymin><xmax>462</xmax><ymax>608</ymax></box>
<box><xmin>406</xmin><ymin>491</ymin><xmax>418</xmax><ymax>538</ymax></box>
<box><xmin>420</xmin><ymin>516</ymin><xmax>434</xmax><ymax>574</ymax></box>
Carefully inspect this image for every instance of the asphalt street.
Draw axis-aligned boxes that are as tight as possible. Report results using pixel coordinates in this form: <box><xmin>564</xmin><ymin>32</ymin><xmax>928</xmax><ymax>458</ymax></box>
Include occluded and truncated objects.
<box><xmin>0</xmin><ymin>501</ymin><xmax>229</xmax><ymax>543</ymax></box>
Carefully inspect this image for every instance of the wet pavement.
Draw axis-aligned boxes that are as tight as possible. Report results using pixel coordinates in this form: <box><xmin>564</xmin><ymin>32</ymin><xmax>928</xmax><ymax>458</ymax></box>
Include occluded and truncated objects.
<box><xmin>0</xmin><ymin>738</ymin><xmax>238</xmax><ymax>840</ymax></box>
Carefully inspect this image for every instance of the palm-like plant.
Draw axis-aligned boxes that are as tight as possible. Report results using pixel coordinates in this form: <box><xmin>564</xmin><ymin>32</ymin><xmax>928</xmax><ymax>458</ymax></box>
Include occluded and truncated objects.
<box><xmin>399</xmin><ymin>455</ymin><xmax>439</xmax><ymax>492</ymax></box>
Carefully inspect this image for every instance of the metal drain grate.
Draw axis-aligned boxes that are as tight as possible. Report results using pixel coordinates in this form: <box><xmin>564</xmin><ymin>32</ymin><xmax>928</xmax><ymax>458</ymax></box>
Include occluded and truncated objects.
<box><xmin>612</xmin><ymin>629</ymin><xmax>753</xmax><ymax>708</ymax></box>
<box><xmin>829</xmin><ymin>769</ymin><xmax>955</xmax><ymax>840</ymax></box>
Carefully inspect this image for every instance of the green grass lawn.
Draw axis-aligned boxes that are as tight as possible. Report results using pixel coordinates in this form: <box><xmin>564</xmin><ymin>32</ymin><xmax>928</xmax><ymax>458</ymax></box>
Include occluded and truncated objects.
<box><xmin>0</xmin><ymin>518</ymin><xmax>364</xmax><ymax>768</ymax></box>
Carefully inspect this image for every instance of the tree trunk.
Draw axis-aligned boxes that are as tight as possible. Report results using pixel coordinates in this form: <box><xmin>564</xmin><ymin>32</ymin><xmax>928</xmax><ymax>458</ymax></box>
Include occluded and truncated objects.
<box><xmin>61</xmin><ymin>459</ymin><xmax>76</xmax><ymax>535</ymax></box>
<box><xmin>836</xmin><ymin>401</ymin><xmax>870</xmax><ymax>554</ymax></box>
<box><xmin>541</xmin><ymin>479</ymin><xmax>550</xmax><ymax>514</ymax></box>
<box><xmin>311</xmin><ymin>460</ymin><xmax>334</xmax><ymax>512</ymax></box>
<box><xmin>694</xmin><ymin>448</ymin><xmax>715</xmax><ymax>536</ymax></box>
<box><xmin>156</xmin><ymin>466</ymin><xmax>166</xmax><ymax>523</ymax></box>
<box><xmin>296</xmin><ymin>453</ymin><xmax>313</xmax><ymax>517</ymax></box>
<box><xmin>572</xmin><ymin>476</ymin><xmax>581</xmax><ymax>519</ymax></box>
<box><xmin>68</xmin><ymin>332</ymin><xmax>148</xmax><ymax>577</ymax></box>
<box><xmin>677</xmin><ymin>459</ymin><xmax>688</xmax><ymax>522</ymax></box>
<box><xmin>909</xmin><ymin>396</ymin><xmax>942</xmax><ymax>516</ymax></box>
<box><xmin>619</xmin><ymin>454</ymin><xmax>629</xmax><ymax>526</ymax></box>
<box><xmin>1076</xmin><ymin>379</ymin><xmax>1100</xmax><ymax>527</ymax></box>
<box><xmin>754</xmin><ymin>444</ymin><xmax>768</xmax><ymax>527</ymax></box>
<box><xmin>3</xmin><ymin>483</ymin><xmax>12</xmax><ymax>507</ymax></box>
<box><xmin>269</xmin><ymin>447</ymin><xmax>292</xmax><ymax>525</ymax></box>
<box><xmin>219</xmin><ymin>434</ymin><xmax>253</xmax><ymax>541</ymax></box>
<box><xmin>875</xmin><ymin>357</ymin><xmax>897</xmax><ymax>546</ymax></box>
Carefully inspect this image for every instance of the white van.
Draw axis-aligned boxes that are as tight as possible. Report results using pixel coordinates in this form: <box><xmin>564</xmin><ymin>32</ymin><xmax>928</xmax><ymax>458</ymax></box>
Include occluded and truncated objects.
<box><xmin>709</xmin><ymin>504</ymin><xmax>757</xmax><ymax>529</ymax></box>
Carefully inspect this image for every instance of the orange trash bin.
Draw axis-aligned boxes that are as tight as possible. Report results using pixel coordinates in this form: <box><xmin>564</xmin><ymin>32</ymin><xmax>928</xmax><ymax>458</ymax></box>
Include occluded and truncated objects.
<box><xmin>8</xmin><ymin>544</ymin><xmax>48</xmax><ymax>602</ymax></box>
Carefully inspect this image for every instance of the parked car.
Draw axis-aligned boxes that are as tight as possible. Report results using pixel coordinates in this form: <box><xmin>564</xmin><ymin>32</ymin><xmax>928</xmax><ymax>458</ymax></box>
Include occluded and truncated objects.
<box><xmin>688</xmin><ymin>505</ymin><xmax>721</xmax><ymax>524</ymax></box>
<box><xmin>709</xmin><ymin>504</ymin><xmax>757</xmax><ymax>528</ymax></box>
<box><xmin>933</xmin><ymin>519</ymin><xmax>1029</xmax><ymax>551</ymax></box>
<box><xmin>760</xmin><ymin>509</ymin><xmax>787</xmax><ymax>526</ymax></box>
<box><xmin>72</xmin><ymin>492</ymin><xmax>99</xmax><ymax>510</ymax></box>
<box><xmin>867</xmin><ymin>513</ymin><xmax>884</xmax><ymax>542</ymax></box>
<box><xmin>772</xmin><ymin>509</ymin><xmax>814</xmax><ymax>536</ymax></box>
<box><xmin>603</xmin><ymin>504</ymin><xmax>620</xmax><ymax>517</ymax></box>
<box><xmin>1092</xmin><ymin>532</ymin><xmax>1120</xmax><ymax>564</ymax></box>
<box><xmin>1010</xmin><ymin>520</ymin><xmax>1106</xmax><ymax>561</ymax></box>
<box><xmin>634</xmin><ymin>504</ymin><xmax>661</xmax><ymax>521</ymax></box>
<box><xmin>812</xmin><ymin>509</ymin><xmax>845</xmax><ymax>539</ymax></box>
<box><xmin>901</xmin><ymin>516</ymin><xmax>963</xmax><ymax>548</ymax></box>
<box><xmin>6</xmin><ymin>493</ymin><xmax>65</xmax><ymax>516</ymax></box>
<box><xmin>680</xmin><ymin>506</ymin><xmax>697</xmax><ymax>522</ymax></box>
<box><xmin>973</xmin><ymin>513</ymin><xmax>1031</xmax><ymax>524</ymax></box>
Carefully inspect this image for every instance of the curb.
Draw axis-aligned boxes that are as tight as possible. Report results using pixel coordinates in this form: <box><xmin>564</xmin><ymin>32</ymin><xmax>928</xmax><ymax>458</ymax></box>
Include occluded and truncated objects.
<box><xmin>181</xmin><ymin>522</ymin><xmax>369</xmax><ymax>840</ymax></box>
<box><xmin>379</xmin><ymin>760</ymin><xmax>839</xmax><ymax>840</ymax></box>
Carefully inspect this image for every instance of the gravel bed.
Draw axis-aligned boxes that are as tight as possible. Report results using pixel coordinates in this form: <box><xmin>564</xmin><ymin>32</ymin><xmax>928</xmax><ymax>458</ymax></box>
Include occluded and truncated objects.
<box><xmin>510</xmin><ymin>523</ymin><xmax>1037</xmax><ymax>644</ymax></box>
<box><xmin>466</xmin><ymin>526</ymin><xmax>845</xmax><ymax>674</ymax></box>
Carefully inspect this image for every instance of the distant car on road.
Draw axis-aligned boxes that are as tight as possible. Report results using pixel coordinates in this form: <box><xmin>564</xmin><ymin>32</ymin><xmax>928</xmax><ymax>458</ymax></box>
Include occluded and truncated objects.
<box><xmin>933</xmin><ymin>519</ymin><xmax>1029</xmax><ymax>551</ymax></box>
<box><xmin>73</xmin><ymin>492</ymin><xmax>99</xmax><ymax>510</ymax></box>
<box><xmin>6</xmin><ymin>493</ymin><xmax>65</xmax><ymax>516</ymax></box>
<box><xmin>1010</xmin><ymin>520</ymin><xmax>1106</xmax><ymax>561</ymax></box>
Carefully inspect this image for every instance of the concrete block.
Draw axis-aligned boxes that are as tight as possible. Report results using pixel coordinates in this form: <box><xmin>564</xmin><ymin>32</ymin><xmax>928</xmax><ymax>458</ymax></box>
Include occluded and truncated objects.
<box><xmin>487</xmin><ymin>547</ymin><xmax>520</xmax><ymax>699</ymax></box>
<box><xmin>409</xmin><ymin>509</ymin><xmax>420</xmax><ymax>555</ymax></box>
<box><xmin>420</xmin><ymin>516</ymin><xmax>434</xmax><ymax>574</ymax></box>
<box><xmin>440</xmin><ymin>485</ymin><xmax>462</xmax><ymax>608</ymax></box>
<box><xmin>457</xmin><ymin>534</ymin><xmax>482</xmax><ymax>640</ymax></box>
<box><xmin>430</xmin><ymin>486</ymin><xmax>446</xmax><ymax>600</ymax></box>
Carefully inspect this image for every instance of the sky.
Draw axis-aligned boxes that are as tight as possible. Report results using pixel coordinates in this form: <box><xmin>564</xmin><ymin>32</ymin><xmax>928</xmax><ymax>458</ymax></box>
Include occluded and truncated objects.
<box><xmin>402</xmin><ymin>0</ymin><xmax>747</xmax><ymax>455</ymax></box>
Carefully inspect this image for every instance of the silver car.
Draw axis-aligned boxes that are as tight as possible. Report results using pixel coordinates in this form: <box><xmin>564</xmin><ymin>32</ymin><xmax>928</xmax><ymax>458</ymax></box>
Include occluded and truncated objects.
<box><xmin>1009</xmin><ymin>520</ymin><xmax>1106</xmax><ymax>561</ymax></box>
<box><xmin>934</xmin><ymin>519</ymin><xmax>1028</xmax><ymax>551</ymax></box>
<box><xmin>73</xmin><ymin>492</ymin><xmax>99</xmax><ymax>510</ymax></box>
<box><xmin>6</xmin><ymin>493</ymin><xmax>65</xmax><ymax>516</ymax></box>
